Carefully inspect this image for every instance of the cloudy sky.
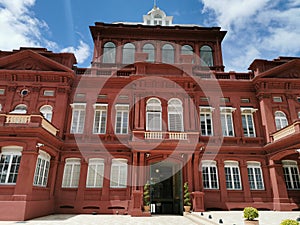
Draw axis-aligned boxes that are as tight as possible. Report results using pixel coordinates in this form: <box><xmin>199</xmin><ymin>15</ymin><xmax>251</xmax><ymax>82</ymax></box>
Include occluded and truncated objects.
<box><xmin>0</xmin><ymin>0</ymin><xmax>299</xmax><ymax>71</ymax></box>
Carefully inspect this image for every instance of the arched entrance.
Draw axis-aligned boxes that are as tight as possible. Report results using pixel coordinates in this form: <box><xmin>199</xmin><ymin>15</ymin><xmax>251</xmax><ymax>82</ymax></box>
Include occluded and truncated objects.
<box><xmin>149</xmin><ymin>161</ymin><xmax>183</xmax><ymax>215</ymax></box>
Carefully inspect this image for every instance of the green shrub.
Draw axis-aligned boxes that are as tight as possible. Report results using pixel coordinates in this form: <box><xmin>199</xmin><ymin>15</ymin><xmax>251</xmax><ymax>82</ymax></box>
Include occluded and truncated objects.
<box><xmin>183</xmin><ymin>182</ymin><xmax>191</xmax><ymax>206</ymax></box>
<box><xmin>280</xmin><ymin>219</ymin><xmax>299</xmax><ymax>225</ymax></box>
<box><xmin>243</xmin><ymin>207</ymin><xmax>259</xmax><ymax>221</ymax></box>
<box><xmin>143</xmin><ymin>182</ymin><xmax>150</xmax><ymax>206</ymax></box>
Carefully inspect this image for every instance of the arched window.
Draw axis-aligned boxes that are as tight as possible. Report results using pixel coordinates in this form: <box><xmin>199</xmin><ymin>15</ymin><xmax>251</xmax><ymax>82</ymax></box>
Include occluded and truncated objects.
<box><xmin>142</xmin><ymin>43</ymin><xmax>155</xmax><ymax>62</ymax></box>
<box><xmin>10</xmin><ymin>104</ymin><xmax>27</xmax><ymax>114</ymax></box>
<box><xmin>181</xmin><ymin>45</ymin><xmax>193</xmax><ymax>55</ymax></box>
<box><xmin>146</xmin><ymin>98</ymin><xmax>162</xmax><ymax>131</ymax></box>
<box><xmin>102</xmin><ymin>42</ymin><xmax>116</xmax><ymax>63</ymax></box>
<box><xmin>200</xmin><ymin>45</ymin><xmax>214</xmax><ymax>67</ymax></box>
<box><xmin>168</xmin><ymin>98</ymin><xmax>183</xmax><ymax>132</ymax></box>
<box><xmin>40</xmin><ymin>105</ymin><xmax>53</xmax><ymax>122</ymax></box>
<box><xmin>122</xmin><ymin>43</ymin><xmax>135</xmax><ymax>64</ymax></box>
<box><xmin>275</xmin><ymin>111</ymin><xmax>288</xmax><ymax>130</ymax></box>
<box><xmin>162</xmin><ymin>44</ymin><xmax>174</xmax><ymax>64</ymax></box>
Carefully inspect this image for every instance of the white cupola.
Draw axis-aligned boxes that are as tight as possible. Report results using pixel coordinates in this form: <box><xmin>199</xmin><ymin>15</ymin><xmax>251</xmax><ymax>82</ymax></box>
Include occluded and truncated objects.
<box><xmin>143</xmin><ymin>3</ymin><xmax>173</xmax><ymax>26</ymax></box>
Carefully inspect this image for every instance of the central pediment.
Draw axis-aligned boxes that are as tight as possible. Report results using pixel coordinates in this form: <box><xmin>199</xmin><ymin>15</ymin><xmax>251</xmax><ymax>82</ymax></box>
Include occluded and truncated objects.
<box><xmin>257</xmin><ymin>59</ymin><xmax>300</xmax><ymax>79</ymax></box>
<box><xmin>0</xmin><ymin>50</ymin><xmax>74</xmax><ymax>73</ymax></box>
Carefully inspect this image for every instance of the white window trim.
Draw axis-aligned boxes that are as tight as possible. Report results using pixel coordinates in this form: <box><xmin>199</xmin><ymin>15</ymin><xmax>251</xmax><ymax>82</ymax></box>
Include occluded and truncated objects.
<box><xmin>62</xmin><ymin>158</ymin><xmax>81</xmax><ymax>188</ymax></box>
<box><xmin>115</xmin><ymin>104</ymin><xmax>129</xmax><ymax>134</ymax></box>
<box><xmin>282</xmin><ymin>160</ymin><xmax>300</xmax><ymax>190</ymax></box>
<box><xmin>0</xmin><ymin>146</ymin><xmax>22</xmax><ymax>184</ymax></box>
<box><xmin>224</xmin><ymin>161</ymin><xmax>242</xmax><ymax>190</ymax></box>
<box><xmin>33</xmin><ymin>150</ymin><xmax>51</xmax><ymax>187</ymax></box>
<box><xmin>146</xmin><ymin>98</ymin><xmax>162</xmax><ymax>131</ymax></box>
<box><xmin>220</xmin><ymin>107</ymin><xmax>236</xmax><ymax>137</ymax></box>
<box><xmin>247</xmin><ymin>161</ymin><xmax>264</xmax><ymax>190</ymax></box>
<box><xmin>93</xmin><ymin>103</ymin><xmax>108</xmax><ymax>134</ymax></box>
<box><xmin>168</xmin><ymin>99</ymin><xmax>184</xmax><ymax>132</ymax></box>
<box><xmin>86</xmin><ymin>158</ymin><xmax>104</xmax><ymax>188</ymax></box>
<box><xmin>200</xmin><ymin>106</ymin><xmax>214</xmax><ymax>136</ymax></box>
<box><xmin>110</xmin><ymin>158</ymin><xmax>128</xmax><ymax>188</ymax></box>
<box><xmin>241</xmin><ymin>108</ymin><xmax>257</xmax><ymax>137</ymax></box>
<box><xmin>202</xmin><ymin>160</ymin><xmax>219</xmax><ymax>189</ymax></box>
<box><xmin>70</xmin><ymin>103</ymin><xmax>86</xmax><ymax>134</ymax></box>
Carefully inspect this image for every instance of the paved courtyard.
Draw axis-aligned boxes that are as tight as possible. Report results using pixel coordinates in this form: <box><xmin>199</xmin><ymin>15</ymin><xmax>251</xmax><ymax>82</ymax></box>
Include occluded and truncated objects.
<box><xmin>0</xmin><ymin>211</ymin><xmax>299</xmax><ymax>225</ymax></box>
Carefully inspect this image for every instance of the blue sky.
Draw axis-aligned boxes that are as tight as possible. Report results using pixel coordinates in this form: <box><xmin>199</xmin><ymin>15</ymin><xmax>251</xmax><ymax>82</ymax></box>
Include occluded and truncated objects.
<box><xmin>0</xmin><ymin>0</ymin><xmax>300</xmax><ymax>71</ymax></box>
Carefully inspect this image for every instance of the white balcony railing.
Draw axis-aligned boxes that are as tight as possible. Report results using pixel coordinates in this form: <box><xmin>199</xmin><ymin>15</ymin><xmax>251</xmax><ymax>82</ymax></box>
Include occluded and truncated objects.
<box><xmin>144</xmin><ymin>131</ymin><xmax>188</xmax><ymax>140</ymax></box>
<box><xmin>169</xmin><ymin>132</ymin><xmax>187</xmax><ymax>140</ymax></box>
<box><xmin>5</xmin><ymin>115</ymin><xmax>31</xmax><ymax>123</ymax></box>
<box><xmin>144</xmin><ymin>132</ymin><xmax>163</xmax><ymax>139</ymax></box>
<box><xmin>2</xmin><ymin>114</ymin><xmax>58</xmax><ymax>136</ymax></box>
<box><xmin>271</xmin><ymin>120</ymin><xmax>300</xmax><ymax>142</ymax></box>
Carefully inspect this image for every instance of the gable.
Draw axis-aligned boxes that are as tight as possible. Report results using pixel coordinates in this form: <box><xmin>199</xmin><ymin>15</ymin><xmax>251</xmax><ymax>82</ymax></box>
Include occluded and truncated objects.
<box><xmin>0</xmin><ymin>50</ymin><xmax>74</xmax><ymax>73</ymax></box>
<box><xmin>256</xmin><ymin>59</ymin><xmax>300</xmax><ymax>79</ymax></box>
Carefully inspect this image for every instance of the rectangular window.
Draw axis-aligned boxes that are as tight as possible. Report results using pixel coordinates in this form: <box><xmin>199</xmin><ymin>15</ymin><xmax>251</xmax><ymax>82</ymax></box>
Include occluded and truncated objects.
<box><xmin>115</xmin><ymin>104</ymin><xmax>129</xmax><ymax>134</ymax></box>
<box><xmin>282</xmin><ymin>160</ymin><xmax>300</xmax><ymax>190</ymax></box>
<box><xmin>220</xmin><ymin>97</ymin><xmax>230</xmax><ymax>103</ymax></box>
<box><xmin>43</xmin><ymin>90</ymin><xmax>55</xmax><ymax>96</ymax></box>
<box><xmin>200</xmin><ymin>97</ymin><xmax>209</xmax><ymax>102</ymax></box>
<box><xmin>297</xmin><ymin>97</ymin><xmax>300</xmax><ymax>103</ymax></box>
<box><xmin>0</xmin><ymin>153</ymin><xmax>21</xmax><ymax>184</ymax></box>
<box><xmin>241</xmin><ymin>108</ymin><xmax>257</xmax><ymax>137</ymax></box>
<box><xmin>224</xmin><ymin>161</ymin><xmax>241</xmax><ymax>190</ymax></box>
<box><xmin>93</xmin><ymin>104</ymin><xmax>108</xmax><ymax>134</ymax></box>
<box><xmin>86</xmin><ymin>158</ymin><xmax>104</xmax><ymax>188</ymax></box>
<box><xmin>110</xmin><ymin>159</ymin><xmax>128</xmax><ymax>188</ymax></box>
<box><xmin>241</xmin><ymin>98</ymin><xmax>250</xmax><ymax>103</ymax></box>
<box><xmin>220</xmin><ymin>107</ymin><xmax>236</xmax><ymax>137</ymax></box>
<box><xmin>70</xmin><ymin>103</ymin><xmax>86</xmax><ymax>134</ymax></box>
<box><xmin>202</xmin><ymin>161</ymin><xmax>219</xmax><ymax>189</ymax></box>
<box><xmin>62</xmin><ymin>158</ymin><xmax>81</xmax><ymax>188</ymax></box>
<box><xmin>200</xmin><ymin>107</ymin><xmax>214</xmax><ymax>136</ymax></box>
<box><xmin>247</xmin><ymin>162</ymin><xmax>264</xmax><ymax>190</ymax></box>
<box><xmin>0</xmin><ymin>89</ymin><xmax>5</xmax><ymax>95</ymax></box>
<box><xmin>33</xmin><ymin>151</ymin><xmax>50</xmax><ymax>187</ymax></box>
<box><xmin>273</xmin><ymin>96</ymin><xmax>283</xmax><ymax>102</ymax></box>
<box><xmin>147</xmin><ymin>112</ymin><xmax>162</xmax><ymax>131</ymax></box>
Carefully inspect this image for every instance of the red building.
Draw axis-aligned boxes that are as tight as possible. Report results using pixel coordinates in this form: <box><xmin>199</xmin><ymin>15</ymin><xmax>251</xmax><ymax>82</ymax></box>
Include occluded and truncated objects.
<box><xmin>0</xmin><ymin>6</ymin><xmax>299</xmax><ymax>221</ymax></box>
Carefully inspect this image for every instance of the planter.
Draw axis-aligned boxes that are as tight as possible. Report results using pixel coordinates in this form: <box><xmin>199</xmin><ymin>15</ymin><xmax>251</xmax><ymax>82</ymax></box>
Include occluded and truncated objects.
<box><xmin>184</xmin><ymin>206</ymin><xmax>191</xmax><ymax>212</ymax></box>
<box><xmin>144</xmin><ymin>205</ymin><xmax>150</xmax><ymax>212</ymax></box>
<box><xmin>244</xmin><ymin>220</ymin><xmax>259</xmax><ymax>225</ymax></box>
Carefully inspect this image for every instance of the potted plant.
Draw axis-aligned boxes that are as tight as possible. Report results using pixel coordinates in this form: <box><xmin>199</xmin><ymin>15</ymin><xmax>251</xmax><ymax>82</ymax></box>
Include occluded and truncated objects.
<box><xmin>143</xmin><ymin>182</ymin><xmax>150</xmax><ymax>212</ymax></box>
<box><xmin>280</xmin><ymin>219</ymin><xmax>299</xmax><ymax>225</ymax></box>
<box><xmin>183</xmin><ymin>182</ymin><xmax>192</xmax><ymax>212</ymax></box>
<box><xmin>243</xmin><ymin>207</ymin><xmax>259</xmax><ymax>225</ymax></box>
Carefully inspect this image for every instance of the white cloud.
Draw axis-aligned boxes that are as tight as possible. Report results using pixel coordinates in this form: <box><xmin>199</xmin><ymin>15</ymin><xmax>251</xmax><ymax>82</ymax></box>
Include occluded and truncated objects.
<box><xmin>200</xmin><ymin>0</ymin><xmax>300</xmax><ymax>71</ymax></box>
<box><xmin>61</xmin><ymin>41</ymin><xmax>90</xmax><ymax>64</ymax></box>
<box><xmin>0</xmin><ymin>0</ymin><xmax>90</xmax><ymax>65</ymax></box>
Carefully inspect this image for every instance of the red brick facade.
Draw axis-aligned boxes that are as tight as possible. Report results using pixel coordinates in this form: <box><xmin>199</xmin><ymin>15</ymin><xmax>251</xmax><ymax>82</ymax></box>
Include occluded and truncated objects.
<box><xmin>0</xmin><ymin>11</ymin><xmax>299</xmax><ymax>220</ymax></box>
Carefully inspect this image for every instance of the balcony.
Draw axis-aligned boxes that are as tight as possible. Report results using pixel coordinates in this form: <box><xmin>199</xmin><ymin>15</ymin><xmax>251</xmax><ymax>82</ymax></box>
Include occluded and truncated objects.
<box><xmin>270</xmin><ymin>120</ymin><xmax>300</xmax><ymax>142</ymax></box>
<box><xmin>0</xmin><ymin>114</ymin><xmax>59</xmax><ymax>136</ymax></box>
<box><xmin>133</xmin><ymin>131</ymin><xmax>199</xmax><ymax>141</ymax></box>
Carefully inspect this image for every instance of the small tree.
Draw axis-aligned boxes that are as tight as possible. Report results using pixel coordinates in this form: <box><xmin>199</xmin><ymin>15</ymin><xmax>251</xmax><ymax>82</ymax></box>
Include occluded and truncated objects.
<box><xmin>143</xmin><ymin>182</ymin><xmax>150</xmax><ymax>206</ymax></box>
<box><xmin>183</xmin><ymin>182</ymin><xmax>191</xmax><ymax>206</ymax></box>
<box><xmin>243</xmin><ymin>207</ymin><xmax>259</xmax><ymax>221</ymax></box>
<box><xmin>280</xmin><ymin>219</ymin><xmax>299</xmax><ymax>225</ymax></box>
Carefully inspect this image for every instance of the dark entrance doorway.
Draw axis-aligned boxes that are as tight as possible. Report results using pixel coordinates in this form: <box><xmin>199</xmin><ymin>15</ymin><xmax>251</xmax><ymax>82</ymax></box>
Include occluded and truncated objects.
<box><xmin>149</xmin><ymin>162</ymin><xmax>182</xmax><ymax>215</ymax></box>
